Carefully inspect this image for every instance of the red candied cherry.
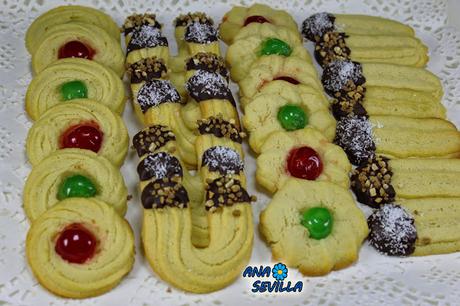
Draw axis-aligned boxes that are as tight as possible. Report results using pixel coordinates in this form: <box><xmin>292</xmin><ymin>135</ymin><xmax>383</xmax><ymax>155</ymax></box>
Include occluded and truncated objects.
<box><xmin>287</xmin><ymin>146</ymin><xmax>323</xmax><ymax>180</ymax></box>
<box><xmin>244</xmin><ymin>15</ymin><xmax>270</xmax><ymax>26</ymax></box>
<box><xmin>58</xmin><ymin>41</ymin><xmax>95</xmax><ymax>60</ymax></box>
<box><xmin>55</xmin><ymin>223</ymin><xmax>97</xmax><ymax>264</ymax></box>
<box><xmin>60</xmin><ymin>123</ymin><xmax>103</xmax><ymax>153</ymax></box>
<box><xmin>273</xmin><ymin>76</ymin><xmax>300</xmax><ymax>85</ymax></box>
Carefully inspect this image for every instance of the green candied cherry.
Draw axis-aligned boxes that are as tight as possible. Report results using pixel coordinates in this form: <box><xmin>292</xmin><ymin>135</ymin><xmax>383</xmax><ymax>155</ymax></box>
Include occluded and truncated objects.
<box><xmin>61</xmin><ymin>80</ymin><xmax>88</xmax><ymax>101</ymax></box>
<box><xmin>301</xmin><ymin>207</ymin><xmax>333</xmax><ymax>239</ymax></box>
<box><xmin>57</xmin><ymin>174</ymin><xmax>97</xmax><ymax>200</ymax></box>
<box><xmin>277</xmin><ymin>104</ymin><xmax>308</xmax><ymax>131</ymax></box>
<box><xmin>259</xmin><ymin>38</ymin><xmax>292</xmax><ymax>57</ymax></box>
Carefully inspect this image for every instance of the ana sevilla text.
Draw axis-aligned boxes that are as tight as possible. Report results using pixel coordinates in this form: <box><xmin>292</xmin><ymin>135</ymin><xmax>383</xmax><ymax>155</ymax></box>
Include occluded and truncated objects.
<box><xmin>242</xmin><ymin>263</ymin><xmax>303</xmax><ymax>293</ymax></box>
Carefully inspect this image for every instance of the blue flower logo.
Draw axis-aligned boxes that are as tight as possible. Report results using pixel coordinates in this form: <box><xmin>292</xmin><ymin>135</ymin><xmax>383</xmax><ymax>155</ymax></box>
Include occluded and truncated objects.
<box><xmin>272</xmin><ymin>263</ymin><xmax>288</xmax><ymax>281</ymax></box>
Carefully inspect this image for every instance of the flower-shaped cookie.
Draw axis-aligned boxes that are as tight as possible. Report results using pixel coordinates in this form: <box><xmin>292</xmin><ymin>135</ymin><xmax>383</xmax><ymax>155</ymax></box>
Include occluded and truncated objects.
<box><xmin>256</xmin><ymin>128</ymin><xmax>350</xmax><ymax>193</ymax></box>
<box><xmin>260</xmin><ymin>179</ymin><xmax>368</xmax><ymax>276</ymax></box>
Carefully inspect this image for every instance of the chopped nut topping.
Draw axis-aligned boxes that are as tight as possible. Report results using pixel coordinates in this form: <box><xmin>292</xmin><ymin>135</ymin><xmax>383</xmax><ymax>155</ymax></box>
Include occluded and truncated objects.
<box><xmin>205</xmin><ymin>176</ymin><xmax>255</xmax><ymax>211</ymax></box>
<box><xmin>141</xmin><ymin>177</ymin><xmax>189</xmax><ymax>209</ymax></box>
<box><xmin>132</xmin><ymin>125</ymin><xmax>175</xmax><ymax>157</ymax></box>
<box><xmin>315</xmin><ymin>32</ymin><xmax>350</xmax><ymax>66</ymax></box>
<box><xmin>174</xmin><ymin>12</ymin><xmax>213</xmax><ymax>27</ymax></box>
<box><xmin>123</xmin><ymin>14</ymin><xmax>161</xmax><ymax>34</ymax></box>
<box><xmin>197</xmin><ymin>115</ymin><xmax>245</xmax><ymax>143</ymax></box>
<box><xmin>127</xmin><ymin>57</ymin><xmax>168</xmax><ymax>83</ymax></box>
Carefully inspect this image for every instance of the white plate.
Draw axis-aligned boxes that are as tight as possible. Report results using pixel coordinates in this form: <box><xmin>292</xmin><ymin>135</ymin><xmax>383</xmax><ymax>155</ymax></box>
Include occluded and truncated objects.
<box><xmin>1</xmin><ymin>0</ymin><xmax>459</xmax><ymax>305</ymax></box>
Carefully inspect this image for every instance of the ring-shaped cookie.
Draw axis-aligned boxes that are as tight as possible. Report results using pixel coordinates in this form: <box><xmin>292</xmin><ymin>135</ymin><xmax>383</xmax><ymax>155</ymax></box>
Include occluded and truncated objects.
<box><xmin>26</xmin><ymin>198</ymin><xmax>135</xmax><ymax>298</ymax></box>
<box><xmin>24</xmin><ymin>149</ymin><xmax>128</xmax><ymax>221</ymax></box>
<box><xmin>26</xmin><ymin>99</ymin><xmax>129</xmax><ymax>167</ymax></box>
<box><xmin>26</xmin><ymin>58</ymin><xmax>126</xmax><ymax>120</ymax></box>
<box><xmin>256</xmin><ymin>128</ymin><xmax>351</xmax><ymax>193</ymax></box>
<box><xmin>32</xmin><ymin>22</ymin><xmax>124</xmax><ymax>76</ymax></box>
<box><xmin>25</xmin><ymin>5</ymin><xmax>120</xmax><ymax>54</ymax></box>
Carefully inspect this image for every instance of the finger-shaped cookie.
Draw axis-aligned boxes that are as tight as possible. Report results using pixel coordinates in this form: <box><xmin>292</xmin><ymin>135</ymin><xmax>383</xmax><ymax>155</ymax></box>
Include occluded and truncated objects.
<box><xmin>226</xmin><ymin>29</ymin><xmax>311</xmax><ymax>82</ymax></box>
<box><xmin>24</xmin><ymin>149</ymin><xmax>127</xmax><ymax>221</ymax></box>
<box><xmin>243</xmin><ymin>83</ymin><xmax>336</xmax><ymax>153</ymax></box>
<box><xmin>257</xmin><ymin>128</ymin><xmax>351</xmax><ymax>193</ymax></box>
<box><xmin>367</xmin><ymin>202</ymin><xmax>460</xmax><ymax>257</ymax></box>
<box><xmin>25</xmin><ymin>5</ymin><xmax>120</xmax><ymax>54</ymax></box>
<box><xmin>335</xmin><ymin>115</ymin><xmax>460</xmax><ymax>165</ymax></box>
<box><xmin>26</xmin><ymin>198</ymin><xmax>134</xmax><ymax>298</ymax></box>
<box><xmin>351</xmin><ymin>156</ymin><xmax>460</xmax><ymax>207</ymax></box>
<box><xmin>260</xmin><ymin>179</ymin><xmax>368</xmax><ymax>276</ymax></box>
<box><xmin>122</xmin><ymin>14</ymin><xmax>169</xmax><ymax>66</ymax></box>
<box><xmin>219</xmin><ymin>3</ymin><xmax>298</xmax><ymax>45</ymax></box>
<box><xmin>238</xmin><ymin>55</ymin><xmax>325</xmax><ymax>108</ymax></box>
<box><xmin>26</xmin><ymin>58</ymin><xmax>126</xmax><ymax>120</ymax></box>
<box><xmin>322</xmin><ymin>60</ymin><xmax>444</xmax><ymax>120</ymax></box>
<box><xmin>31</xmin><ymin>22</ymin><xmax>124</xmax><ymax>76</ymax></box>
<box><xmin>26</xmin><ymin>99</ymin><xmax>128</xmax><ymax>167</ymax></box>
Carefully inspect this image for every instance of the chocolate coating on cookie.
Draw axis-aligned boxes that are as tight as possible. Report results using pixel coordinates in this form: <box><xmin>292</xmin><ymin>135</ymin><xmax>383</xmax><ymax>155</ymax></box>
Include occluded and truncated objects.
<box><xmin>186</xmin><ymin>53</ymin><xmax>229</xmax><ymax>80</ymax></box>
<box><xmin>322</xmin><ymin>60</ymin><xmax>366</xmax><ymax>99</ymax></box>
<box><xmin>175</xmin><ymin>12</ymin><xmax>213</xmax><ymax>27</ymax></box>
<box><xmin>184</xmin><ymin>21</ymin><xmax>218</xmax><ymax>44</ymax></box>
<box><xmin>132</xmin><ymin>125</ymin><xmax>175</xmax><ymax>157</ymax></box>
<box><xmin>126</xmin><ymin>24</ymin><xmax>168</xmax><ymax>53</ymax></box>
<box><xmin>141</xmin><ymin>177</ymin><xmax>189</xmax><ymax>209</ymax></box>
<box><xmin>185</xmin><ymin>70</ymin><xmax>236</xmax><ymax>106</ymax></box>
<box><xmin>137</xmin><ymin>79</ymin><xmax>182</xmax><ymax>113</ymax></box>
<box><xmin>123</xmin><ymin>14</ymin><xmax>162</xmax><ymax>35</ymax></box>
<box><xmin>137</xmin><ymin>152</ymin><xmax>183</xmax><ymax>181</ymax></box>
<box><xmin>351</xmin><ymin>156</ymin><xmax>395</xmax><ymax>207</ymax></box>
<box><xmin>204</xmin><ymin>176</ymin><xmax>256</xmax><ymax>212</ymax></box>
<box><xmin>331</xmin><ymin>98</ymin><xmax>367</xmax><ymax>120</ymax></box>
<box><xmin>334</xmin><ymin>116</ymin><xmax>376</xmax><ymax>165</ymax></box>
<box><xmin>198</xmin><ymin>116</ymin><xmax>244</xmax><ymax>143</ymax></box>
<box><xmin>202</xmin><ymin>146</ymin><xmax>244</xmax><ymax>175</ymax></box>
<box><xmin>314</xmin><ymin>32</ymin><xmax>351</xmax><ymax>67</ymax></box>
<box><xmin>368</xmin><ymin>204</ymin><xmax>417</xmax><ymax>256</ymax></box>
<box><xmin>302</xmin><ymin>12</ymin><xmax>336</xmax><ymax>42</ymax></box>
<box><xmin>128</xmin><ymin>57</ymin><xmax>167</xmax><ymax>83</ymax></box>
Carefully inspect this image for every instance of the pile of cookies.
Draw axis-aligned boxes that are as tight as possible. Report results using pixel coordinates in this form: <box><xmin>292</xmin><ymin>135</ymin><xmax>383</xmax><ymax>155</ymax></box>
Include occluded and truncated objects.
<box><xmin>123</xmin><ymin>13</ymin><xmax>255</xmax><ymax>293</ymax></box>
<box><xmin>23</xmin><ymin>6</ymin><xmax>134</xmax><ymax>298</ymax></box>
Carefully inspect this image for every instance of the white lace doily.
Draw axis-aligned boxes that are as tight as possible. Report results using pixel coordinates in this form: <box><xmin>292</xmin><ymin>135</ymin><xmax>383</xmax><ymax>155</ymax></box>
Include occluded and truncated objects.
<box><xmin>1</xmin><ymin>0</ymin><xmax>459</xmax><ymax>305</ymax></box>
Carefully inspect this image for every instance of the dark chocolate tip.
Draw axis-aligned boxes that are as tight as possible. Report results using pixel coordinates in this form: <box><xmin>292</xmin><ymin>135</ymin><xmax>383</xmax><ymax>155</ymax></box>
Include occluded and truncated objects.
<box><xmin>141</xmin><ymin>177</ymin><xmax>189</xmax><ymax>209</ymax></box>
<box><xmin>368</xmin><ymin>203</ymin><xmax>417</xmax><ymax>256</ymax></box>
<box><xmin>301</xmin><ymin>12</ymin><xmax>335</xmax><ymax>42</ymax></box>
<box><xmin>314</xmin><ymin>32</ymin><xmax>351</xmax><ymax>67</ymax></box>
<box><xmin>128</xmin><ymin>57</ymin><xmax>167</xmax><ymax>83</ymax></box>
<box><xmin>331</xmin><ymin>98</ymin><xmax>368</xmax><ymax>120</ymax></box>
<box><xmin>185</xmin><ymin>70</ymin><xmax>236</xmax><ymax>106</ymax></box>
<box><xmin>185</xmin><ymin>52</ymin><xmax>229</xmax><ymax>80</ymax></box>
<box><xmin>197</xmin><ymin>116</ymin><xmax>244</xmax><ymax>143</ymax></box>
<box><xmin>137</xmin><ymin>152</ymin><xmax>183</xmax><ymax>181</ymax></box>
<box><xmin>334</xmin><ymin>116</ymin><xmax>376</xmax><ymax>166</ymax></box>
<box><xmin>137</xmin><ymin>79</ymin><xmax>182</xmax><ymax>113</ymax></box>
<box><xmin>351</xmin><ymin>156</ymin><xmax>395</xmax><ymax>207</ymax></box>
<box><xmin>204</xmin><ymin>176</ymin><xmax>254</xmax><ymax>211</ymax></box>
<box><xmin>132</xmin><ymin>125</ymin><xmax>176</xmax><ymax>157</ymax></box>
<box><xmin>322</xmin><ymin>60</ymin><xmax>365</xmax><ymax>98</ymax></box>
<box><xmin>126</xmin><ymin>24</ymin><xmax>168</xmax><ymax>53</ymax></box>
<box><xmin>123</xmin><ymin>14</ymin><xmax>162</xmax><ymax>35</ymax></box>
<box><xmin>202</xmin><ymin>146</ymin><xmax>244</xmax><ymax>175</ymax></box>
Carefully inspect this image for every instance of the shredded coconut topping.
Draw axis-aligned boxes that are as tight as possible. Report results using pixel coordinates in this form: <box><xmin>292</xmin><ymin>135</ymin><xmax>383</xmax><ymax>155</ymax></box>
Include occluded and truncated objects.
<box><xmin>129</xmin><ymin>24</ymin><xmax>167</xmax><ymax>50</ymax></box>
<box><xmin>368</xmin><ymin>204</ymin><xmax>417</xmax><ymax>256</ymax></box>
<box><xmin>137</xmin><ymin>152</ymin><xmax>183</xmax><ymax>181</ymax></box>
<box><xmin>137</xmin><ymin>79</ymin><xmax>181</xmax><ymax>113</ymax></box>
<box><xmin>185</xmin><ymin>21</ymin><xmax>218</xmax><ymax>44</ymax></box>
<box><xmin>301</xmin><ymin>12</ymin><xmax>335</xmax><ymax>41</ymax></box>
<box><xmin>323</xmin><ymin>60</ymin><xmax>363</xmax><ymax>92</ymax></box>
<box><xmin>202</xmin><ymin>146</ymin><xmax>244</xmax><ymax>175</ymax></box>
<box><xmin>185</xmin><ymin>70</ymin><xmax>234</xmax><ymax>104</ymax></box>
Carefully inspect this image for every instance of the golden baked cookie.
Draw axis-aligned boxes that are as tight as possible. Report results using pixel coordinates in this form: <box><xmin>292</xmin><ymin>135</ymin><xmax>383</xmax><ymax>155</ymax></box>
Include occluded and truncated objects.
<box><xmin>24</xmin><ymin>149</ymin><xmax>127</xmax><ymax>221</ymax></box>
<box><xmin>219</xmin><ymin>3</ymin><xmax>298</xmax><ymax>44</ymax></box>
<box><xmin>122</xmin><ymin>14</ymin><xmax>170</xmax><ymax>66</ymax></box>
<box><xmin>26</xmin><ymin>99</ymin><xmax>128</xmax><ymax>167</ymax></box>
<box><xmin>238</xmin><ymin>55</ymin><xmax>324</xmax><ymax>108</ymax></box>
<box><xmin>256</xmin><ymin>128</ymin><xmax>351</xmax><ymax>193</ymax></box>
<box><xmin>243</xmin><ymin>83</ymin><xmax>336</xmax><ymax>153</ymax></box>
<box><xmin>26</xmin><ymin>58</ymin><xmax>126</xmax><ymax>120</ymax></box>
<box><xmin>226</xmin><ymin>27</ymin><xmax>311</xmax><ymax>82</ymax></box>
<box><xmin>31</xmin><ymin>22</ymin><xmax>124</xmax><ymax>76</ymax></box>
<box><xmin>26</xmin><ymin>198</ymin><xmax>135</xmax><ymax>298</ymax></box>
<box><xmin>260</xmin><ymin>179</ymin><xmax>368</xmax><ymax>276</ymax></box>
<box><xmin>302</xmin><ymin>12</ymin><xmax>427</xmax><ymax>67</ymax></box>
<box><xmin>25</xmin><ymin>5</ymin><xmax>120</xmax><ymax>54</ymax></box>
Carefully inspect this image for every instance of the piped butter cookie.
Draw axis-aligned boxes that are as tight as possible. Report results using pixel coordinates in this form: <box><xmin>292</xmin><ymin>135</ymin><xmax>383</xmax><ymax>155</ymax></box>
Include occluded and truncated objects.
<box><xmin>219</xmin><ymin>3</ymin><xmax>298</xmax><ymax>45</ymax></box>
<box><xmin>256</xmin><ymin>128</ymin><xmax>351</xmax><ymax>193</ymax></box>
<box><xmin>24</xmin><ymin>149</ymin><xmax>127</xmax><ymax>221</ymax></box>
<box><xmin>260</xmin><ymin>179</ymin><xmax>368</xmax><ymax>276</ymax></box>
<box><xmin>31</xmin><ymin>22</ymin><xmax>124</xmax><ymax>76</ymax></box>
<box><xmin>26</xmin><ymin>198</ymin><xmax>134</xmax><ymax>298</ymax></box>
<box><xmin>26</xmin><ymin>58</ymin><xmax>126</xmax><ymax>120</ymax></box>
<box><xmin>26</xmin><ymin>99</ymin><xmax>128</xmax><ymax>167</ymax></box>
